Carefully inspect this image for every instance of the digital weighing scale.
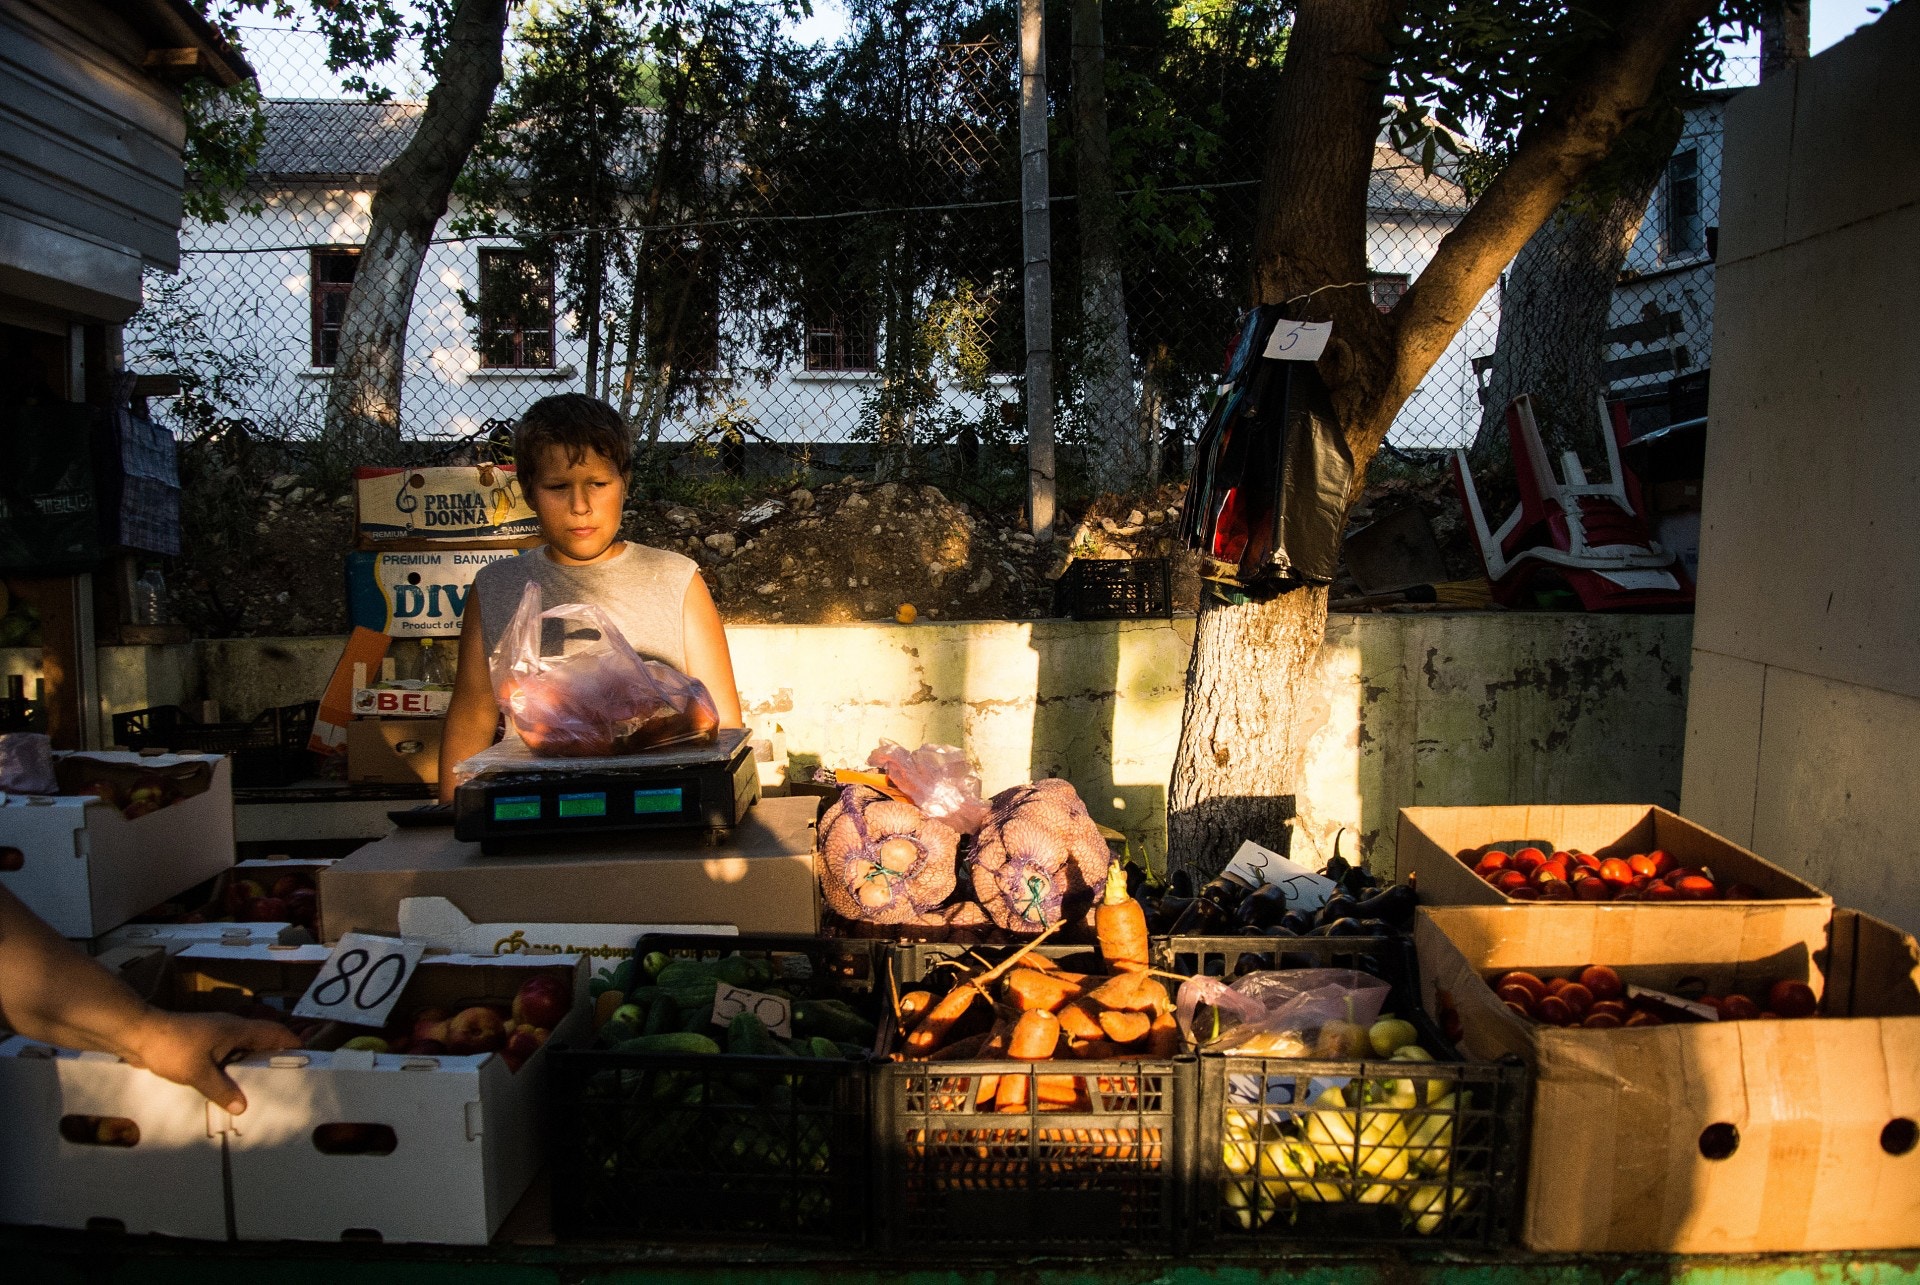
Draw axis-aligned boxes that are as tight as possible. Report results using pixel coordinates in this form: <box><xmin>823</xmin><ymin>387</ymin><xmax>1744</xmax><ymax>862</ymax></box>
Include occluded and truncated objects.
<box><xmin>452</xmin><ymin>727</ymin><xmax>758</xmax><ymax>853</ymax></box>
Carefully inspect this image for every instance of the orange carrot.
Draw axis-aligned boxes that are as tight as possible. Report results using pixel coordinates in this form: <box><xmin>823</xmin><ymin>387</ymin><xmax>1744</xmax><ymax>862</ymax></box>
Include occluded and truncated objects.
<box><xmin>899</xmin><ymin>989</ymin><xmax>934</xmax><ymax>1030</ymax></box>
<box><xmin>1145</xmin><ymin>1011</ymin><xmax>1181</xmax><ymax>1057</ymax></box>
<box><xmin>905</xmin><ymin>986</ymin><xmax>982</xmax><ymax>1056</ymax></box>
<box><xmin>1004</xmin><ymin>969</ymin><xmax>1092</xmax><ymax>1013</ymax></box>
<box><xmin>1097</xmin><ymin>1009</ymin><xmax>1151</xmax><ymax>1045</ymax></box>
<box><xmin>1035</xmin><ymin>1074</ymin><xmax>1082</xmax><ymax>1105</ymax></box>
<box><xmin>1018</xmin><ymin>952</ymin><xmax>1060</xmax><ymax>972</ymax></box>
<box><xmin>1008</xmin><ymin>1009</ymin><xmax>1061</xmax><ymax>1061</ymax></box>
<box><xmin>1095</xmin><ymin>863</ymin><xmax>1150</xmax><ymax>973</ymax></box>
<box><xmin>1069</xmin><ymin>1038</ymin><xmax>1122</xmax><ymax>1060</ymax></box>
<box><xmin>927</xmin><ymin>1032</ymin><xmax>992</xmax><ymax>1061</ymax></box>
<box><xmin>1087</xmin><ymin>969</ymin><xmax>1164</xmax><ymax>1013</ymax></box>
<box><xmin>1056</xmin><ymin>1000</ymin><xmax>1104</xmax><ymax>1043</ymax></box>
<box><xmin>994</xmin><ymin>1073</ymin><xmax>1029</xmax><ymax>1112</ymax></box>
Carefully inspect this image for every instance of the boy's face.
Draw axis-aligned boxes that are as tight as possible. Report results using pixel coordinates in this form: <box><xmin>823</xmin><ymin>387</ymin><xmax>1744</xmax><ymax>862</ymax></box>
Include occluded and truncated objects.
<box><xmin>526</xmin><ymin>444</ymin><xmax>626</xmax><ymax>564</ymax></box>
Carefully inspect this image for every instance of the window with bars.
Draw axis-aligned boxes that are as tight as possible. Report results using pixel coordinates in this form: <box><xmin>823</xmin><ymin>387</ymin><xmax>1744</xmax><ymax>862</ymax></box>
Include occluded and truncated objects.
<box><xmin>805</xmin><ymin>310</ymin><xmax>878</xmax><ymax>372</ymax></box>
<box><xmin>1369</xmin><ymin>273</ymin><xmax>1410</xmax><ymax>313</ymax></box>
<box><xmin>477</xmin><ymin>249</ymin><xmax>556</xmax><ymax>369</ymax></box>
<box><xmin>309</xmin><ymin>248</ymin><xmax>359</xmax><ymax>367</ymax></box>
<box><xmin>1665</xmin><ymin>149</ymin><xmax>1701</xmax><ymax>257</ymax></box>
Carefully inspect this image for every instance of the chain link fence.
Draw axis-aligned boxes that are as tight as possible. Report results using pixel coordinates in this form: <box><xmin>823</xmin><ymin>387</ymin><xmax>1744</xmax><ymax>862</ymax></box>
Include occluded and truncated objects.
<box><xmin>125</xmin><ymin>9</ymin><xmax>1739</xmax><ymax>509</ymax></box>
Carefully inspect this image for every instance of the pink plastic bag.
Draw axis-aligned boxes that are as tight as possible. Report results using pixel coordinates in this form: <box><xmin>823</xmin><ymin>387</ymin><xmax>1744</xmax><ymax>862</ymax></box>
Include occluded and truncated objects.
<box><xmin>488</xmin><ymin>581</ymin><xmax>719</xmax><ymax>757</ymax></box>
<box><xmin>1176</xmin><ymin>968</ymin><xmax>1391</xmax><ymax>1054</ymax></box>
<box><xmin>866</xmin><ymin>739</ymin><xmax>990</xmax><ymax>835</ymax></box>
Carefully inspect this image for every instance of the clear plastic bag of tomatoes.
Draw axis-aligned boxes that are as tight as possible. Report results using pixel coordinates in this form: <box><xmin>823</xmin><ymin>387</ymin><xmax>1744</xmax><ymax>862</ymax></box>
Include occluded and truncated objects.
<box><xmin>488</xmin><ymin>581</ymin><xmax>719</xmax><ymax>757</ymax></box>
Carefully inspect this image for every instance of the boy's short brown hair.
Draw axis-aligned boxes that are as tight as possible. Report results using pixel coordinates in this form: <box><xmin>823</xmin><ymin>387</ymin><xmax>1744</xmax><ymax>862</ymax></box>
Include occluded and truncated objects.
<box><xmin>513</xmin><ymin>394</ymin><xmax>631</xmax><ymax>483</ymax></box>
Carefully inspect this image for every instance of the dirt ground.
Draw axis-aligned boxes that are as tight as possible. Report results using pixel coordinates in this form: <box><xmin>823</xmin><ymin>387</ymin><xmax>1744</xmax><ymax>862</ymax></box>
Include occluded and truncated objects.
<box><xmin>166</xmin><ymin>464</ymin><xmax>1480</xmax><ymax>638</ymax></box>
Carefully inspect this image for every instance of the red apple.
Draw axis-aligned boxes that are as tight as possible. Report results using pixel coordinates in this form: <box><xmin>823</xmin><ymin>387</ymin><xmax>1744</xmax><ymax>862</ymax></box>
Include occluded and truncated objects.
<box><xmin>410</xmin><ymin>1007</ymin><xmax>451</xmax><ymax>1045</ymax></box>
<box><xmin>501</xmin><ymin>1025</ymin><xmax>549</xmax><ymax>1072</ymax></box>
<box><xmin>1768</xmin><ymin>980</ymin><xmax>1818</xmax><ymax>1018</ymax></box>
<box><xmin>511</xmin><ymin>975</ymin><xmax>573</xmax><ymax>1031</ymax></box>
<box><xmin>272</xmin><ymin>872</ymin><xmax>314</xmax><ymax>898</ymax></box>
<box><xmin>222</xmin><ymin>878</ymin><xmax>265</xmax><ymax>917</ymax></box>
<box><xmin>446</xmin><ymin>1005</ymin><xmax>508</xmax><ymax>1054</ymax></box>
<box><xmin>283</xmin><ymin>887</ymin><xmax>318</xmax><ymax>927</ymax></box>
<box><xmin>408</xmin><ymin>1038</ymin><xmax>448</xmax><ymax>1056</ymax></box>
<box><xmin>246</xmin><ymin>896</ymin><xmax>288</xmax><ymax>922</ymax></box>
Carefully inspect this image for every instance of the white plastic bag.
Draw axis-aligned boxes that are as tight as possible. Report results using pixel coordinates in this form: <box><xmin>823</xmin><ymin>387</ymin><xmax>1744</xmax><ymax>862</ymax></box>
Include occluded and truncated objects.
<box><xmin>488</xmin><ymin>581</ymin><xmax>719</xmax><ymax>757</ymax></box>
<box><xmin>1176</xmin><ymin>968</ymin><xmax>1391</xmax><ymax>1055</ymax></box>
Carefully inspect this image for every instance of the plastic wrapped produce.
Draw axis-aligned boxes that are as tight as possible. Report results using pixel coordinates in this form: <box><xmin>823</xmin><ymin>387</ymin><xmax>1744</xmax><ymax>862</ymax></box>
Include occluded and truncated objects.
<box><xmin>488</xmin><ymin>581</ymin><xmax>718</xmax><ymax>756</ymax></box>
<box><xmin>969</xmin><ymin>778</ymin><xmax>1113</xmax><ymax>933</ymax></box>
<box><xmin>866</xmin><ymin>739</ymin><xmax>991</xmax><ymax>836</ymax></box>
<box><xmin>817</xmin><ymin>784</ymin><xmax>962</xmax><ymax>924</ymax></box>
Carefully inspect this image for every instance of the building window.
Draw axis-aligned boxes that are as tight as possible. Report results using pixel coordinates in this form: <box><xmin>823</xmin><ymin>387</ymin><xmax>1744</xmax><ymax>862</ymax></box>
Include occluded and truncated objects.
<box><xmin>805</xmin><ymin>311</ymin><xmax>877</xmax><ymax>372</ymax></box>
<box><xmin>310</xmin><ymin>248</ymin><xmax>359</xmax><ymax>367</ymax></box>
<box><xmin>1369</xmin><ymin>273</ymin><xmax>1410</xmax><ymax>313</ymax></box>
<box><xmin>1665</xmin><ymin>149</ymin><xmax>1701</xmax><ymax>257</ymax></box>
<box><xmin>477</xmin><ymin>249</ymin><xmax>556</xmax><ymax>369</ymax></box>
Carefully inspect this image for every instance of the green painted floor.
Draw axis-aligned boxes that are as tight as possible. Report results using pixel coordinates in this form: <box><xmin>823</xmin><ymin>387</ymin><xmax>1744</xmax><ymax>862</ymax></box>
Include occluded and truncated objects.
<box><xmin>8</xmin><ymin>1230</ymin><xmax>1918</xmax><ymax>1285</ymax></box>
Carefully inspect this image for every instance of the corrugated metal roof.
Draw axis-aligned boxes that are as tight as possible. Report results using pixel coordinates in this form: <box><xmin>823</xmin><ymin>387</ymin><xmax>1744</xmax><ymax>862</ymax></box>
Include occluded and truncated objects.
<box><xmin>255</xmin><ymin>98</ymin><xmax>423</xmax><ymax>180</ymax></box>
<box><xmin>1368</xmin><ymin>144</ymin><xmax>1469</xmax><ymax>215</ymax></box>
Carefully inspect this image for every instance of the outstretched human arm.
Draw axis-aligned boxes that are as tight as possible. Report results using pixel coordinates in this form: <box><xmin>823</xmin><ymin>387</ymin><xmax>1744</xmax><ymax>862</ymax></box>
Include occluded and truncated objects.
<box><xmin>682</xmin><ymin>571</ymin><xmax>743</xmax><ymax>728</ymax></box>
<box><xmin>0</xmin><ymin>886</ymin><xmax>297</xmax><ymax>1112</ymax></box>
<box><xmin>439</xmin><ymin>596</ymin><xmax>502</xmax><ymax>803</ymax></box>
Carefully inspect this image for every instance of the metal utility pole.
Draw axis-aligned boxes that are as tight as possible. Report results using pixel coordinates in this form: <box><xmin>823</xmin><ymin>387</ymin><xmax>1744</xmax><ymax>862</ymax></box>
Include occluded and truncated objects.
<box><xmin>1019</xmin><ymin>0</ymin><xmax>1055</xmax><ymax>542</ymax></box>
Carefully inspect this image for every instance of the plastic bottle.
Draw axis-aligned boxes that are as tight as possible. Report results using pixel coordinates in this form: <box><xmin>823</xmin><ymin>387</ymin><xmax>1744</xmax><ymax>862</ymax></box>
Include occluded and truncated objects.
<box><xmin>132</xmin><ymin>569</ymin><xmax>169</xmax><ymax>625</ymax></box>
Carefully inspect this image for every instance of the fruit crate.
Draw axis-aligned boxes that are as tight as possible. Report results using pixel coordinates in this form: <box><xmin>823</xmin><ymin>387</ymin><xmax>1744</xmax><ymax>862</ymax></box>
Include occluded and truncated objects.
<box><xmin>1162</xmin><ymin>934</ymin><xmax>1527</xmax><ymax>1246</ymax></box>
<box><xmin>112</xmin><ymin>701</ymin><xmax>317</xmax><ymax>788</ymax></box>
<box><xmin>1053</xmin><ymin>557</ymin><xmax>1173</xmax><ymax>620</ymax></box>
<box><xmin>547</xmin><ymin>934</ymin><xmax>879</xmax><ymax>1246</ymax></box>
<box><xmin>871</xmin><ymin>942</ymin><xmax>1195</xmax><ymax>1255</ymax></box>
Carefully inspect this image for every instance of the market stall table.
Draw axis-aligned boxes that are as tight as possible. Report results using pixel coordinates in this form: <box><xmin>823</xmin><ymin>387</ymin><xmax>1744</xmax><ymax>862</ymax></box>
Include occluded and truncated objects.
<box><xmin>318</xmin><ymin>792</ymin><xmax>821</xmax><ymax>939</ymax></box>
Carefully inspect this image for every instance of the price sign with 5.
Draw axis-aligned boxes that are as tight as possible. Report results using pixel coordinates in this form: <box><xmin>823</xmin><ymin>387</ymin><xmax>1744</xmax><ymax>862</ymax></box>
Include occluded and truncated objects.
<box><xmin>293</xmin><ymin>932</ymin><xmax>426</xmax><ymax>1027</ymax></box>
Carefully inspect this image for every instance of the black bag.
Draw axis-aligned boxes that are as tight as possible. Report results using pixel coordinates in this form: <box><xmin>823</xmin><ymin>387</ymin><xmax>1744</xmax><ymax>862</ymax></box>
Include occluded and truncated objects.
<box><xmin>1179</xmin><ymin>307</ymin><xmax>1353</xmax><ymax>586</ymax></box>
<box><xmin>0</xmin><ymin>402</ymin><xmax>107</xmax><ymax>573</ymax></box>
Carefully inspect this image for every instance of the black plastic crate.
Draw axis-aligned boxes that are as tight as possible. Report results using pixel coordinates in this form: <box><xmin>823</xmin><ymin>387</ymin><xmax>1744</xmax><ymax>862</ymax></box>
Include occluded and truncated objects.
<box><xmin>872</xmin><ymin>941</ymin><xmax>1194</xmax><ymax>1255</ymax></box>
<box><xmin>1157</xmin><ymin>933</ymin><xmax>1522</xmax><ymax>1245</ymax></box>
<box><xmin>1054</xmin><ymin>557</ymin><xmax>1172</xmax><ymax>620</ymax></box>
<box><xmin>548</xmin><ymin>934</ymin><xmax>879</xmax><ymax>1245</ymax></box>
<box><xmin>113</xmin><ymin>701</ymin><xmax>317</xmax><ymax>787</ymax></box>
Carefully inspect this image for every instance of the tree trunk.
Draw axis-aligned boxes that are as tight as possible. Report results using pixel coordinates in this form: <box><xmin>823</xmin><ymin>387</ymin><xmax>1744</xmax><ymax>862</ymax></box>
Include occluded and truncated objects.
<box><xmin>1467</xmin><ymin>116</ymin><xmax>1678</xmax><ymax>484</ymax></box>
<box><xmin>1168</xmin><ymin>0</ymin><xmax>1710</xmax><ymax>879</ymax></box>
<box><xmin>1137</xmin><ymin>340</ymin><xmax>1170</xmax><ymax>486</ymax></box>
<box><xmin>1168</xmin><ymin>0</ymin><xmax>1394</xmax><ymax>880</ymax></box>
<box><xmin>324</xmin><ymin>0</ymin><xmax>510</xmax><ymax>452</ymax></box>
<box><xmin>1071</xmin><ymin>0</ymin><xmax>1137</xmax><ymax>496</ymax></box>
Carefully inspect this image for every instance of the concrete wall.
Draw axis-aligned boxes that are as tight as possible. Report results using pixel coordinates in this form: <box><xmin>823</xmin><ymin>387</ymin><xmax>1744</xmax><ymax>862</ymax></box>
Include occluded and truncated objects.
<box><xmin>4</xmin><ymin>611</ymin><xmax>1693</xmax><ymax>876</ymax></box>
<box><xmin>1682</xmin><ymin>3</ymin><xmax>1920</xmax><ymax>933</ymax></box>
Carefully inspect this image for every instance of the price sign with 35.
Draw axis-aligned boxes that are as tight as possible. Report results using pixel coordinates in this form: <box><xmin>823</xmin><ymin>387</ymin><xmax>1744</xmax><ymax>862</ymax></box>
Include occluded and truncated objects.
<box><xmin>293</xmin><ymin>932</ymin><xmax>426</xmax><ymax>1027</ymax></box>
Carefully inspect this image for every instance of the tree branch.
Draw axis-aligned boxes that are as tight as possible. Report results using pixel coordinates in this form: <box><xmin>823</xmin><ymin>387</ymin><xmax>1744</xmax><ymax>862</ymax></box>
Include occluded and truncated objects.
<box><xmin>1379</xmin><ymin>0</ymin><xmax>1713</xmax><ymax>432</ymax></box>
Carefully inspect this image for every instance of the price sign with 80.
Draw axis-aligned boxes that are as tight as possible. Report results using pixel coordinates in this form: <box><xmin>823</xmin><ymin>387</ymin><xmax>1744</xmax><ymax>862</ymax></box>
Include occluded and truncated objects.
<box><xmin>294</xmin><ymin>933</ymin><xmax>426</xmax><ymax>1027</ymax></box>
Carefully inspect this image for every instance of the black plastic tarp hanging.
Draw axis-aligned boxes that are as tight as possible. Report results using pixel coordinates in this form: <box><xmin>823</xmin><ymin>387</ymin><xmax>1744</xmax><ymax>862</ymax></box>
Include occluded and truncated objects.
<box><xmin>1178</xmin><ymin>306</ymin><xmax>1354</xmax><ymax>588</ymax></box>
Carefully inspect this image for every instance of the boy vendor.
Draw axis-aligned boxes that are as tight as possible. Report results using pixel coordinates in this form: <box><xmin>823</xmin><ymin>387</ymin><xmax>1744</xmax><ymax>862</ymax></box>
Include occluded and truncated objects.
<box><xmin>437</xmin><ymin>394</ymin><xmax>743</xmax><ymax>799</ymax></box>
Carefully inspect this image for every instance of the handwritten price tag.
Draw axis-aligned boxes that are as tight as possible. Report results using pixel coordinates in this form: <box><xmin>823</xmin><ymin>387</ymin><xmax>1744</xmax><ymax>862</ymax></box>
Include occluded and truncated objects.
<box><xmin>1221</xmin><ymin>840</ymin><xmax>1340</xmax><ymax>912</ymax></box>
<box><xmin>711</xmin><ymin>983</ymin><xmax>793</xmax><ymax>1039</ymax></box>
<box><xmin>1262</xmin><ymin>319</ymin><xmax>1332</xmax><ymax>362</ymax></box>
<box><xmin>292</xmin><ymin>932</ymin><xmax>424</xmax><ymax>1028</ymax></box>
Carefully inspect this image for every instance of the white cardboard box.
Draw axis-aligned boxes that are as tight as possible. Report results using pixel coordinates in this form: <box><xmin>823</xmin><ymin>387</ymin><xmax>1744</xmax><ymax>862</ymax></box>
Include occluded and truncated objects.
<box><xmin>188</xmin><ymin>943</ymin><xmax>590</xmax><ymax>1244</ymax></box>
<box><xmin>0</xmin><ymin>752</ymin><xmax>235</xmax><ymax>938</ymax></box>
<box><xmin>0</xmin><ymin>947</ymin><xmax>230</xmax><ymax>1239</ymax></box>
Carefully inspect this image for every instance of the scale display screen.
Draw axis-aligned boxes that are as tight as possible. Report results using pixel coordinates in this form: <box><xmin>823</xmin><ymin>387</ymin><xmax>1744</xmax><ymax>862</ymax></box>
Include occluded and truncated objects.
<box><xmin>632</xmin><ymin>787</ymin><xmax>685</xmax><ymax>815</ymax></box>
<box><xmin>558</xmin><ymin>791</ymin><xmax>608</xmax><ymax>818</ymax></box>
<box><xmin>492</xmin><ymin>795</ymin><xmax>542</xmax><ymax>822</ymax></box>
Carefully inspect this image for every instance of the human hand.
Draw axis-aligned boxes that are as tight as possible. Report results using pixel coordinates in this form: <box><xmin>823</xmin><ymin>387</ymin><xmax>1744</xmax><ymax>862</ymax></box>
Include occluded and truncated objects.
<box><xmin>123</xmin><ymin>1009</ymin><xmax>302</xmax><ymax>1113</ymax></box>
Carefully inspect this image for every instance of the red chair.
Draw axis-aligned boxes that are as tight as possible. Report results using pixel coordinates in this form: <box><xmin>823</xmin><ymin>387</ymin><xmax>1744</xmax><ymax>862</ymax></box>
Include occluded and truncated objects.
<box><xmin>1453</xmin><ymin>395</ymin><xmax>1692</xmax><ymax>611</ymax></box>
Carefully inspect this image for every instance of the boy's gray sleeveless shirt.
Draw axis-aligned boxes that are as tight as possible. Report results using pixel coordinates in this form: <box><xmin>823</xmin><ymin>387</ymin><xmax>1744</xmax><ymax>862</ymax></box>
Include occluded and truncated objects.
<box><xmin>472</xmin><ymin>544</ymin><xmax>699</xmax><ymax>670</ymax></box>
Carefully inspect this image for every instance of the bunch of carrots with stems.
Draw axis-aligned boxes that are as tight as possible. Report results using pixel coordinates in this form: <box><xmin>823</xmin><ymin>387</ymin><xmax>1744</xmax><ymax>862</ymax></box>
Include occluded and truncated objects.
<box><xmin>890</xmin><ymin>866</ymin><xmax>1186</xmax><ymax>1112</ymax></box>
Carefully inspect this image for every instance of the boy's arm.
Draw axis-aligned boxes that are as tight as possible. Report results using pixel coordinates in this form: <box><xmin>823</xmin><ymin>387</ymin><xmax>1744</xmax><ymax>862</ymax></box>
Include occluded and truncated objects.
<box><xmin>682</xmin><ymin>573</ymin><xmax>743</xmax><ymax>728</ymax></box>
<box><xmin>438</xmin><ymin>598</ymin><xmax>502</xmax><ymax>802</ymax></box>
<box><xmin>0</xmin><ymin>886</ymin><xmax>296</xmax><ymax>1111</ymax></box>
